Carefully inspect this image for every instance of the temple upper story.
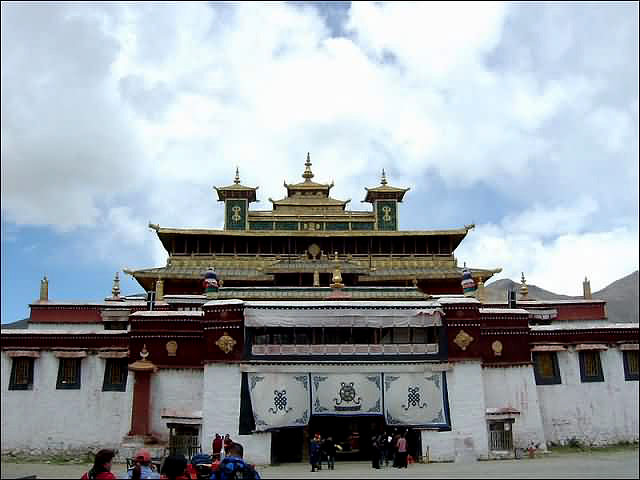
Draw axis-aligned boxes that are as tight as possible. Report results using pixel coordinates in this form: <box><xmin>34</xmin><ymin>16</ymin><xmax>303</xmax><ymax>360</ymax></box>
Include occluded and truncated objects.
<box><xmin>128</xmin><ymin>154</ymin><xmax>501</xmax><ymax>295</ymax></box>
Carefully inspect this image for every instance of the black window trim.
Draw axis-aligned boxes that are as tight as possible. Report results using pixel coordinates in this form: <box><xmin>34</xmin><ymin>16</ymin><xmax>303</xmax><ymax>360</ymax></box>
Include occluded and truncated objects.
<box><xmin>9</xmin><ymin>357</ymin><xmax>35</xmax><ymax>391</ymax></box>
<box><xmin>623</xmin><ymin>350</ymin><xmax>639</xmax><ymax>381</ymax></box>
<box><xmin>56</xmin><ymin>357</ymin><xmax>82</xmax><ymax>390</ymax></box>
<box><xmin>578</xmin><ymin>350</ymin><xmax>605</xmax><ymax>383</ymax></box>
<box><xmin>102</xmin><ymin>358</ymin><xmax>129</xmax><ymax>392</ymax></box>
<box><xmin>532</xmin><ymin>351</ymin><xmax>562</xmax><ymax>385</ymax></box>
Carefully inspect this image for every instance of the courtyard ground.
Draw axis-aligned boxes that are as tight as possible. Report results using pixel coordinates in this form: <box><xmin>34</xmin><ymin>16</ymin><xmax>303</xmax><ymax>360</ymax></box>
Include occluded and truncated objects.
<box><xmin>1</xmin><ymin>446</ymin><xmax>638</xmax><ymax>479</ymax></box>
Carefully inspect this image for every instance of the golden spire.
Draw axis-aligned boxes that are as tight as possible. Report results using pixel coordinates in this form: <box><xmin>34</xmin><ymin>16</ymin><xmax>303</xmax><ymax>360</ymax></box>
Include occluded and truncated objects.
<box><xmin>381</xmin><ymin>169</ymin><xmax>387</xmax><ymax>186</ymax></box>
<box><xmin>234</xmin><ymin>166</ymin><xmax>241</xmax><ymax>184</ymax></box>
<box><xmin>520</xmin><ymin>272</ymin><xmax>528</xmax><ymax>299</ymax></box>
<box><xmin>112</xmin><ymin>272</ymin><xmax>121</xmax><ymax>299</ymax></box>
<box><xmin>302</xmin><ymin>152</ymin><xmax>314</xmax><ymax>182</ymax></box>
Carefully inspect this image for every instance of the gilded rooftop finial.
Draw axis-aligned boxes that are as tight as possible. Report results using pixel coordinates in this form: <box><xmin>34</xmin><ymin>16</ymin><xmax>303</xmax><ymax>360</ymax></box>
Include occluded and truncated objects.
<box><xmin>381</xmin><ymin>169</ymin><xmax>387</xmax><ymax>186</ymax></box>
<box><xmin>112</xmin><ymin>272</ymin><xmax>121</xmax><ymax>299</ymax></box>
<box><xmin>40</xmin><ymin>275</ymin><xmax>49</xmax><ymax>302</ymax></box>
<box><xmin>302</xmin><ymin>152</ymin><xmax>314</xmax><ymax>181</ymax></box>
<box><xmin>234</xmin><ymin>166</ymin><xmax>240</xmax><ymax>185</ymax></box>
<box><xmin>330</xmin><ymin>251</ymin><xmax>344</xmax><ymax>289</ymax></box>
<box><xmin>520</xmin><ymin>272</ymin><xmax>528</xmax><ymax>299</ymax></box>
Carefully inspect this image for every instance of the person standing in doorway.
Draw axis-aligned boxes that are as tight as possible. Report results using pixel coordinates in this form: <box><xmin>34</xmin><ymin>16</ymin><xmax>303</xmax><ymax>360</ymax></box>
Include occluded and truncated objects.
<box><xmin>309</xmin><ymin>432</ymin><xmax>322</xmax><ymax>472</ymax></box>
<box><xmin>396</xmin><ymin>432</ymin><xmax>408</xmax><ymax>468</ymax></box>
<box><xmin>371</xmin><ymin>435</ymin><xmax>381</xmax><ymax>469</ymax></box>
<box><xmin>322</xmin><ymin>436</ymin><xmax>336</xmax><ymax>470</ymax></box>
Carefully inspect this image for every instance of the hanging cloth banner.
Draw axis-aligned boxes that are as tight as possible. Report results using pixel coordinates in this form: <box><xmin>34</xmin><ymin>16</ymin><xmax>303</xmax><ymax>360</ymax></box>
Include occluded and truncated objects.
<box><xmin>383</xmin><ymin>372</ymin><xmax>449</xmax><ymax>427</ymax></box>
<box><xmin>311</xmin><ymin>373</ymin><xmax>383</xmax><ymax>416</ymax></box>
<box><xmin>244</xmin><ymin>304</ymin><xmax>443</xmax><ymax>328</ymax></box>
<box><xmin>247</xmin><ymin>373</ymin><xmax>310</xmax><ymax>431</ymax></box>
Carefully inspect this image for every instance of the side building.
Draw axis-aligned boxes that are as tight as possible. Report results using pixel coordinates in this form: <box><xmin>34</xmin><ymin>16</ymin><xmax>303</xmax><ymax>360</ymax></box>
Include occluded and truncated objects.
<box><xmin>2</xmin><ymin>158</ymin><xmax>638</xmax><ymax>464</ymax></box>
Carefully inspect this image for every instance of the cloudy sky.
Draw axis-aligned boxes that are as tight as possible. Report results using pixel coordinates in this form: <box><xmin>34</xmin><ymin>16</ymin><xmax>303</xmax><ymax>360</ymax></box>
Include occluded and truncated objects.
<box><xmin>1</xmin><ymin>1</ymin><xmax>638</xmax><ymax>323</ymax></box>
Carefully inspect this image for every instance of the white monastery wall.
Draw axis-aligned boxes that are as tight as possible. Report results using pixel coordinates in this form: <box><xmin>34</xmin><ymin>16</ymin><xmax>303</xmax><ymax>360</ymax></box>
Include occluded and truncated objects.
<box><xmin>1</xmin><ymin>351</ymin><xmax>132</xmax><ymax>454</ymax></box>
<box><xmin>421</xmin><ymin>361</ymin><xmax>489</xmax><ymax>462</ymax></box>
<box><xmin>537</xmin><ymin>349</ymin><xmax>639</xmax><ymax>445</ymax></box>
<box><xmin>149</xmin><ymin>368</ymin><xmax>204</xmax><ymax>442</ymax></box>
<box><xmin>202</xmin><ymin>364</ymin><xmax>271</xmax><ymax>465</ymax></box>
<box><xmin>482</xmin><ymin>365</ymin><xmax>547</xmax><ymax>450</ymax></box>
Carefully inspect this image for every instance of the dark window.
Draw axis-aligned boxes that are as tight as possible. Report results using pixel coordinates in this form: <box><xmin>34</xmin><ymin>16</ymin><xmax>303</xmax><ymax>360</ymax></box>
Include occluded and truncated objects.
<box><xmin>56</xmin><ymin>358</ymin><xmax>82</xmax><ymax>389</ymax></box>
<box><xmin>294</xmin><ymin>328</ymin><xmax>310</xmax><ymax>345</ymax></box>
<box><xmin>253</xmin><ymin>328</ymin><xmax>269</xmax><ymax>345</ymax></box>
<box><xmin>270</xmin><ymin>328</ymin><xmax>294</xmax><ymax>345</ymax></box>
<box><xmin>623</xmin><ymin>351</ymin><xmax>639</xmax><ymax>381</ymax></box>
<box><xmin>532</xmin><ymin>352</ymin><xmax>561</xmax><ymax>385</ymax></box>
<box><xmin>579</xmin><ymin>351</ymin><xmax>604</xmax><ymax>383</ymax></box>
<box><xmin>104</xmin><ymin>321</ymin><xmax>128</xmax><ymax>330</ymax></box>
<box><xmin>392</xmin><ymin>327</ymin><xmax>410</xmax><ymax>343</ymax></box>
<box><xmin>9</xmin><ymin>357</ymin><xmax>34</xmax><ymax>390</ymax></box>
<box><xmin>352</xmin><ymin>328</ymin><xmax>374</xmax><ymax>344</ymax></box>
<box><xmin>102</xmin><ymin>358</ymin><xmax>128</xmax><ymax>391</ymax></box>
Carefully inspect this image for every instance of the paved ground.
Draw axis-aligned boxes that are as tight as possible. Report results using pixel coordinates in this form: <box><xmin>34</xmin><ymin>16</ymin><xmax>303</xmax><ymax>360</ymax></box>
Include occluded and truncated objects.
<box><xmin>1</xmin><ymin>448</ymin><xmax>638</xmax><ymax>479</ymax></box>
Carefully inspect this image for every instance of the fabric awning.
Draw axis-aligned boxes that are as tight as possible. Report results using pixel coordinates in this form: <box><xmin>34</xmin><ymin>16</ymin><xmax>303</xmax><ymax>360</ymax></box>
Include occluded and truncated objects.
<box><xmin>244</xmin><ymin>308</ymin><xmax>443</xmax><ymax>328</ymax></box>
<box><xmin>618</xmin><ymin>343</ymin><xmax>639</xmax><ymax>351</ymax></box>
<box><xmin>575</xmin><ymin>344</ymin><xmax>608</xmax><ymax>351</ymax></box>
<box><xmin>5</xmin><ymin>350</ymin><xmax>40</xmax><ymax>358</ymax></box>
<box><xmin>97</xmin><ymin>350</ymin><xmax>129</xmax><ymax>359</ymax></box>
<box><xmin>53</xmin><ymin>350</ymin><xmax>88</xmax><ymax>358</ymax></box>
<box><xmin>531</xmin><ymin>344</ymin><xmax>567</xmax><ymax>352</ymax></box>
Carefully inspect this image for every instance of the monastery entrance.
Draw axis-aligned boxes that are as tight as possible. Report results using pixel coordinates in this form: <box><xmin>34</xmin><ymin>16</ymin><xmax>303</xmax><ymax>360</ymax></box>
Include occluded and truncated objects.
<box><xmin>308</xmin><ymin>416</ymin><xmax>385</xmax><ymax>462</ymax></box>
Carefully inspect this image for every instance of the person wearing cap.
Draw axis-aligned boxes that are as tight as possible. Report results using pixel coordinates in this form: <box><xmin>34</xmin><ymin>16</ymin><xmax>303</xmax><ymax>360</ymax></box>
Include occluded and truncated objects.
<box><xmin>81</xmin><ymin>449</ymin><xmax>117</xmax><ymax>480</ymax></box>
<box><xmin>125</xmin><ymin>448</ymin><xmax>160</xmax><ymax>479</ymax></box>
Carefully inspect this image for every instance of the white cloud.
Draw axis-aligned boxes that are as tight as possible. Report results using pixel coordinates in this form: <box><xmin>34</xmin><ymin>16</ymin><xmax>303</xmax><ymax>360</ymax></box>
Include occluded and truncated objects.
<box><xmin>1</xmin><ymin>2</ymin><xmax>638</xmax><ymax>294</ymax></box>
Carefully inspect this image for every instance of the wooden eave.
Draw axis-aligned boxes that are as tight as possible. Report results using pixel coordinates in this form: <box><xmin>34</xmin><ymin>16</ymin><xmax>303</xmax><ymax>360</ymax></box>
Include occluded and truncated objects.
<box><xmin>363</xmin><ymin>185</ymin><xmax>410</xmax><ymax>203</ymax></box>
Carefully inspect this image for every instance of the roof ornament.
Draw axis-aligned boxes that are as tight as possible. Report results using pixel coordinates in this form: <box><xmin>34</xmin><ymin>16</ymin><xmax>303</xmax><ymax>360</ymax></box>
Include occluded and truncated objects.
<box><xmin>234</xmin><ymin>166</ymin><xmax>241</xmax><ymax>185</ymax></box>
<box><xmin>381</xmin><ymin>169</ymin><xmax>388</xmax><ymax>186</ymax></box>
<box><xmin>40</xmin><ymin>275</ymin><xmax>49</xmax><ymax>302</ymax></box>
<box><xmin>461</xmin><ymin>264</ymin><xmax>477</xmax><ymax>297</ymax></box>
<box><xmin>203</xmin><ymin>267</ymin><xmax>219</xmax><ymax>298</ymax></box>
<box><xmin>302</xmin><ymin>152</ymin><xmax>314</xmax><ymax>182</ymax></box>
<box><xmin>520</xmin><ymin>272</ymin><xmax>529</xmax><ymax>299</ymax></box>
<box><xmin>330</xmin><ymin>251</ymin><xmax>344</xmax><ymax>289</ymax></box>
<box><xmin>112</xmin><ymin>272</ymin><xmax>121</xmax><ymax>299</ymax></box>
<box><xmin>583</xmin><ymin>276</ymin><xmax>592</xmax><ymax>299</ymax></box>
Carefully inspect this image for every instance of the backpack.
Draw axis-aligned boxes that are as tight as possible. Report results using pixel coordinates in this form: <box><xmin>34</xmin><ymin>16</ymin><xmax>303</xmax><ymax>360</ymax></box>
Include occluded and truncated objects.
<box><xmin>214</xmin><ymin>458</ymin><xmax>260</xmax><ymax>480</ymax></box>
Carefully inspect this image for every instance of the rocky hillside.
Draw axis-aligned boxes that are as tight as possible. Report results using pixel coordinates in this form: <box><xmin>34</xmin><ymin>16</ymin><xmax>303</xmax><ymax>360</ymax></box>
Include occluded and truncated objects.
<box><xmin>485</xmin><ymin>270</ymin><xmax>639</xmax><ymax>323</ymax></box>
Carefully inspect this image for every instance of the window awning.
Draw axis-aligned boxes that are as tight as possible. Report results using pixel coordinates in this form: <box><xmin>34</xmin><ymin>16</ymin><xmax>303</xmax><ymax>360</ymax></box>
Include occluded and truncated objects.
<box><xmin>98</xmin><ymin>350</ymin><xmax>129</xmax><ymax>359</ymax></box>
<box><xmin>531</xmin><ymin>344</ymin><xmax>567</xmax><ymax>352</ymax></box>
<box><xmin>5</xmin><ymin>350</ymin><xmax>40</xmax><ymax>358</ymax></box>
<box><xmin>53</xmin><ymin>350</ymin><xmax>87</xmax><ymax>358</ymax></box>
<box><xmin>575</xmin><ymin>344</ymin><xmax>608</xmax><ymax>351</ymax></box>
<box><xmin>619</xmin><ymin>343</ymin><xmax>639</xmax><ymax>351</ymax></box>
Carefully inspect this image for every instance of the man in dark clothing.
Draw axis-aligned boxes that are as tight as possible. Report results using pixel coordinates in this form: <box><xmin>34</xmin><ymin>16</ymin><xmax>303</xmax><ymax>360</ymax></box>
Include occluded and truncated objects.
<box><xmin>309</xmin><ymin>433</ymin><xmax>322</xmax><ymax>472</ymax></box>
<box><xmin>321</xmin><ymin>436</ymin><xmax>336</xmax><ymax>470</ymax></box>
<box><xmin>371</xmin><ymin>435</ymin><xmax>381</xmax><ymax>469</ymax></box>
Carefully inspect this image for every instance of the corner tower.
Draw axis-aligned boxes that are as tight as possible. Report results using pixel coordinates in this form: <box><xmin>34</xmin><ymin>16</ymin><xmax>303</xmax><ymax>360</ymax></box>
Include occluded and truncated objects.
<box><xmin>214</xmin><ymin>168</ymin><xmax>258</xmax><ymax>230</ymax></box>
<box><xmin>363</xmin><ymin>169</ymin><xmax>409</xmax><ymax>230</ymax></box>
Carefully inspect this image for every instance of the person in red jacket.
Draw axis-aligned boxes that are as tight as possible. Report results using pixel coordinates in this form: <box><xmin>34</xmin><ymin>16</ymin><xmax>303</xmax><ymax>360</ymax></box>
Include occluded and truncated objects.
<box><xmin>212</xmin><ymin>434</ymin><xmax>223</xmax><ymax>461</ymax></box>
<box><xmin>81</xmin><ymin>449</ymin><xmax>117</xmax><ymax>480</ymax></box>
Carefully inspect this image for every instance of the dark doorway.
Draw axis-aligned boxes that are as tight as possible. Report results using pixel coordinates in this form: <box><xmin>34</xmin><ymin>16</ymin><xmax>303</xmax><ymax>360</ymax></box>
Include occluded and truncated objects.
<box><xmin>271</xmin><ymin>428</ymin><xmax>304</xmax><ymax>464</ymax></box>
<box><xmin>307</xmin><ymin>416</ymin><xmax>385</xmax><ymax>461</ymax></box>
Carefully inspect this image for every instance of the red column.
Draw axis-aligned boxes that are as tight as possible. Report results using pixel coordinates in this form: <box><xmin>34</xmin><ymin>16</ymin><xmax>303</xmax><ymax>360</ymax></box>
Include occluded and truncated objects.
<box><xmin>128</xmin><ymin>345</ymin><xmax>157</xmax><ymax>437</ymax></box>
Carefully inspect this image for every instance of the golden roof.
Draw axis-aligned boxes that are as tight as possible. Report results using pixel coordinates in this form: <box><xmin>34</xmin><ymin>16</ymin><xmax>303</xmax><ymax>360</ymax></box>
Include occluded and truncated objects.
<box><xmin>363</xmin><ymin>169</ymin><xmax>410</xmax><ymax>203</ymax></box>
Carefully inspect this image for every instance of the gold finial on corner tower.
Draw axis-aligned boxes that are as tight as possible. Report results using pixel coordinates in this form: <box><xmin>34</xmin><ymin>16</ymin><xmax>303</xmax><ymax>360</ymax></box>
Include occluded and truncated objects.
<box><xmin>381</xmin><ymin>168</ymin><xmax>388</xmax><ymax>186</ymax></box>
<box><xmin>234</xmin><ymin>166</ymin><xmax>241</xmax><ymax>185</ymax></box>
<box><xmin>520</xmin><ymin>272</ymin><xmax>528</xmax><ymax>299</ymax></box>
<box><xmin>302</xmin><ymin>152</ymin><xmax>314</xmax><ymax>181</ymax></box>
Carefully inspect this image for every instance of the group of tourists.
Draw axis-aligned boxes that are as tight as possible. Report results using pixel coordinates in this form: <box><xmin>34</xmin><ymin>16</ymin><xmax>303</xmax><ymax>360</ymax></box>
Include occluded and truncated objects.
<box><xmin>81</xmin><ymin>448</ymin><xmax>189</xmax><ymax>480</ymax></box>
<box><xmin>81</xmin><ymin>442</ymin><xmax>260</xmax><ymax>480</ymax></box>
<box><xmin>371</xmin><ymin>430</ymin><xmax>409</xmax><ymax>469</ymax></box>
<box><xmin>308</xmin><ymin>433</ymin><xmax>338</xmax><ymax>472</ymax></box>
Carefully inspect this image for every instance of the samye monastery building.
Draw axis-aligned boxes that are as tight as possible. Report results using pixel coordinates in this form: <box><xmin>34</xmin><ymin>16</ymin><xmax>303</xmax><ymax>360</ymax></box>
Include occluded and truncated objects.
<box><xmin>1</xmin><ymin>156</ymin><xmax>638</xmax><ymax>465</ymax></box>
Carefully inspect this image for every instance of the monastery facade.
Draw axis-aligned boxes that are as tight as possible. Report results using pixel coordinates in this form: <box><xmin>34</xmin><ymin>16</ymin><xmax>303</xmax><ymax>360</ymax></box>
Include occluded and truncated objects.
<box><xmin>1</xmin><ymin>156</ymin><xmax>638</xmax><ymax>464</ymax></box>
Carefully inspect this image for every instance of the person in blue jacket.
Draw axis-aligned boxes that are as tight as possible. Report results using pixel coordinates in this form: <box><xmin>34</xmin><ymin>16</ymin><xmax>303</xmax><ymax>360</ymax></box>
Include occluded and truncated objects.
<box><xmin>210</xmin><ymin>442</ymin><xmax>260</xmax><ymax>480</ymax></box>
